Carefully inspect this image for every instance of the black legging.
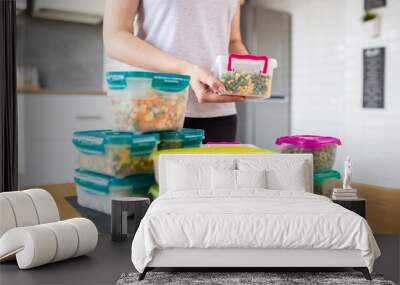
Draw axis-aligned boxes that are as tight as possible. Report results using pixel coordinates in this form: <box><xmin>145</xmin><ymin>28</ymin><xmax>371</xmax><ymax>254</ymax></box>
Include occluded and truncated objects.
<box><xmin>183</xmin><ymin>115</ymin><xmax>237</xmax><ymax>143</ymax></box>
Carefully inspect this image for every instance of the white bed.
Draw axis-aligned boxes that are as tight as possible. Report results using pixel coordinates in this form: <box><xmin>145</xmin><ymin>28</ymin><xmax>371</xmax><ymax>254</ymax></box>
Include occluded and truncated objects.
<box><xmin>131</xmin><ymin>154</ymin><xmax>380</xmax><ymax>280</ymax></box>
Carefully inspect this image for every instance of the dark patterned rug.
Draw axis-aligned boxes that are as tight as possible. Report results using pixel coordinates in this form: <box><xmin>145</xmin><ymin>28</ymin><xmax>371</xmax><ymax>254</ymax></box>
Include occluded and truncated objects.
<box><xmin>116</xmin><ymin>271</ymin><xmax>395</xmax><ymax>285</ymax></box>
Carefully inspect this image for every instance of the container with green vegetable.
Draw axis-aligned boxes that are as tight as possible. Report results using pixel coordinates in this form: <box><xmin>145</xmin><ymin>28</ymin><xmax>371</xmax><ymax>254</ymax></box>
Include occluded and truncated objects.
<box><xmin>73</xmin><ymin>130</ymin><xmax>159</xmax><ymax>178</ymax></box>
<box><xmin>158</xmin><ymin>128</ymin><xmax>205</xmax><ymax>150</ymax></box>
<box><xmin>215</xmin><ymin>54</ymin><xmax>278</xmax><ymax>99</ymax></box>
<box><xmin>275</xmin><ymin>135</ymin><xmax>342</xmax><ymax>172</ymax></box>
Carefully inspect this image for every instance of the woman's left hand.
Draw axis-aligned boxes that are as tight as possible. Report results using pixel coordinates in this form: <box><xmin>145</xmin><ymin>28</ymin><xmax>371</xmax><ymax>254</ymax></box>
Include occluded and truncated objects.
<box><xmin>182</xmin><ymin>64</ymin><xmax>245</xmax><ymax>103</ymax></box>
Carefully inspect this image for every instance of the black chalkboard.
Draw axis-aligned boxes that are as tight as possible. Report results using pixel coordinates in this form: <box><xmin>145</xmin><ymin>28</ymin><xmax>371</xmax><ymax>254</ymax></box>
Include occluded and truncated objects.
<box><xmin>363</xmin><ymin>47</ymin><xmax>385</xmax><ymax>109</ymax></box>
<box><xmin>365</xmin><ymin>0</ymin><xmax>386</xmax><ymax>10</ymax></box>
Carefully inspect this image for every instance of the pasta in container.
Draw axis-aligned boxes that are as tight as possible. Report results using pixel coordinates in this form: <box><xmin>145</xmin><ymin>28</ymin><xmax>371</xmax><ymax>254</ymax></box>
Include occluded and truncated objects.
<box><xmin>107</xmin><ymin>71</ymin><xmax>190</xmax><ymax>133</ymax></box>
<box><xmin>73</xmin><ymin>130</ymin><xmax>159</xmax><ymax>178</ymax></box>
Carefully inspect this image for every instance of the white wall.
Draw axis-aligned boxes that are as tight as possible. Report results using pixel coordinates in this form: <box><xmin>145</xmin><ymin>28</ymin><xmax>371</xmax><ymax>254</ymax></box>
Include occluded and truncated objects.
<box><xmin>256</xmin><ymin>0</ymin><xmax>400</xmax><ymax>188</ymax></box>
<box><xmin>343</xmin><ymin>0</ymin><xmax>400</xmax><ymax>189</ymax></box>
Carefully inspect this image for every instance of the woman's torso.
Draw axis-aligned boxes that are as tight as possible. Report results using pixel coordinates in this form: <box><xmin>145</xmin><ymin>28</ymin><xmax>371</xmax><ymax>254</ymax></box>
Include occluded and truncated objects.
<box><xmin>137</xmin><ymin>0</ymin><xmax>238</xmax><ymax>118</ymax></box>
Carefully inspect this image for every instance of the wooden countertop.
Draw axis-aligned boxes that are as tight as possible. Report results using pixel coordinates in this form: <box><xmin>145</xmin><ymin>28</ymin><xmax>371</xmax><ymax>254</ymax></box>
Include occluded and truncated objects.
<box><xmin>352</xmin><ymin>183</ymin><xmax>400</xmax><ymax>235</ymax></box>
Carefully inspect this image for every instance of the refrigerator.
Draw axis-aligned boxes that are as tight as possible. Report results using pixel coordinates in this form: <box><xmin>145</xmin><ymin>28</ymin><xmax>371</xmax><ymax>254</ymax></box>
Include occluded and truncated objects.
<box><xmin>237</xmin><ymin>3</ymin><xmax>291</xmax><ymax>151</ymax></box>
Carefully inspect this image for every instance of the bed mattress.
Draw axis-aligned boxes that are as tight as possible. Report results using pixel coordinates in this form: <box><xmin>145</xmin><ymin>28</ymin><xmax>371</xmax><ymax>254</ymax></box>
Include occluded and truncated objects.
<box><xmin>131</xmin><ymin>190</ymin><xmax>380</xmax><ymax>273</ymax></box>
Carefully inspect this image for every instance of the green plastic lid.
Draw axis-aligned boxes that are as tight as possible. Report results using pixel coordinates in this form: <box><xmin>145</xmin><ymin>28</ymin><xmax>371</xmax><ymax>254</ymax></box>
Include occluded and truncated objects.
<box><xmin>106</xmin><ymin>71</ymin><xmax>190</xmax><ymax>92</ymax></box>
<box><xmin>74</xmin><ymin>169</ymin><xmax>155</xmax><ymax>194</ymax></box>
<box><xmin>72</xmin><ymin>130</ymin><xmax>159</xmax><ymax>155</ymax></box>
<box><xmin>159</xmin><ymin>128</ymin><xmax>205</xmax><ymax>141</ymax></box>
<box><xmin>314</xmin><ymin>170</ymin><xmax>341</xmax><ymax>184</ymax></box>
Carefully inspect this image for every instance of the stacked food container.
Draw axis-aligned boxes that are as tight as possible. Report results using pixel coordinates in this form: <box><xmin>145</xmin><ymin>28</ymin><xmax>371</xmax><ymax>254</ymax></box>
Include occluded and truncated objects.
<box><xmin>72</xmin><ymin>130</ymin><xmax>159</xmax><ymax>214</ymax></box>
<box><xmin>275</xmin><ymin>135</ymin><xmax>342</xmax><ymax>197</ymax></box>
<box><xmin>72</xmin><ymin>71</ymin><xmax>204</xmax><ymax>214</ymax></box>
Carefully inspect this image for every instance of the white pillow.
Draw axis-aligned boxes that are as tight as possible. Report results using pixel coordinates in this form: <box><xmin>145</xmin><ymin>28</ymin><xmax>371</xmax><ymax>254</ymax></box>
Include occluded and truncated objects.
<box><xmin>167</xmin><ymin>162</ymin><xmax>211</xmax><ymax>191</ymax></box>
<box><xmin>238</xmin><ymin>159</ymin><xmax>309</xmax><ymax>191</ymax></box>
<box><xmin>211</xmin><ymin>169</ymin><xmax>268</xmax><ymax>191</ymax></box>
<box><xmin>236</xmin><ymin>169</ymin><xmax>267</xmax><ymax>189</ymax></box>
<box><xmin>166</xmin><ymin>160</ymin><xmax>236</xmax><ymax>192</ymax></box>
<box><xmin>211</xmin><ymin>168</ymin><xmax>237</xmax><ymax>190</ymax></box>
<box><xmin>266</xmin><ymin>163</ymin><xmax>307</xmax><ymax>191</ymax></box>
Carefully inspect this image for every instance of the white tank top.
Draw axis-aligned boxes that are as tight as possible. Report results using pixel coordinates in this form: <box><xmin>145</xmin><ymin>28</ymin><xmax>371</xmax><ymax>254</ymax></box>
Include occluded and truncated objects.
<box><xmin>136</xmin><ymin>0</ymin><xmax>238</xmax><ymax>118</ymax></box>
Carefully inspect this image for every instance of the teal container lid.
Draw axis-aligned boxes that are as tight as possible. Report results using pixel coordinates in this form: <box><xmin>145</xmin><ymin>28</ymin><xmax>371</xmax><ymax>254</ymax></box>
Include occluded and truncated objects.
<box><xmin>73</xmin><ymin>130</ymin><xmax>159</xmax><ymax>155</ymax></box>
<box><xmin>74</xmin><ymin>169</ymin><xmax>155</xmax><ymax>194</ymax></box>
<box><xmin>159</xmin><ymin>128</ymin><xmax>205</xmax><ymax>141</ymax></box>
<box><xmin>106</xmin><ymin>71</ymin><xmax>190</xmax><ymax>93</ymax></box>
<box><xmin>314</xmin><ymin>170</ymin><xmax>341</xmax><ymax>184</ymax></box>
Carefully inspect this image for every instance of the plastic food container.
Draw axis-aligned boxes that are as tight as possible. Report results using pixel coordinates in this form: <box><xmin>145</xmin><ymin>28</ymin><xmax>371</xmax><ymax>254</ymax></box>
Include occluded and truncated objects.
<box><xmin>215</xmin><ymin>54</ymin><xmax>278</xmax><ymax>99</ymax></box>
<box><xmin>158</xmin><ymin>128</ymin><xmax>205</xmax><ymax>150</ymax></box>
<box><xmin>107</xmin><ymin>71</ymin><xmax>190</xmax><ymax>133</ymax></box>
<box><xmin>73</xmin><ymin>130</ymin><xmax>159</xmax><ymax>178</ymax></box>
<box><xmin>275</xmin><ymin>135</ymin><xmax>341</xmax><ymax>172</ymax></box>
<box><xmin>74</xmin><ymin>169</ymin><xmax>155</xmax><ymax>214</ymax></box>
<box><xmin>314</xmin><ymin>170</ymin><xmax>341</xmax><ymax>197</ymax></box>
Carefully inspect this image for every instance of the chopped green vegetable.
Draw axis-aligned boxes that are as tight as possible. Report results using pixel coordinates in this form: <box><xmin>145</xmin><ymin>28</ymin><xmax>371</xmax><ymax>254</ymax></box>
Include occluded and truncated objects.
<box><xmin>78</xmin><ymin>145</ymin><xmax>155</xmax><ymax>178</ymax></box>
<box><xmin>221</xmin><ymin>71</ymin><xmax>271</xmax><ymax>97</ymax></box>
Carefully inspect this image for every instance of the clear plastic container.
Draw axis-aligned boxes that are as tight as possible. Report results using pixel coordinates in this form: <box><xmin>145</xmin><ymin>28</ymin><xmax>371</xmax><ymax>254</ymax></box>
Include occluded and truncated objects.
<box><xmin>158</xmin><ymin>128</ymin><xmax>205</xmax><ymax>150</ymax></box>
<box><xmin>107</xmin><ymin>71</ymin><xmax>190</xmax><ymax>133</ymax></box>
<box><xmin>73</xmin><ymin>130</ymin><xmax>159</xmax><ymax>178</ymax></box>
<box><xmin>74</xmin><ymin>169</ymin><xmax>155</xmax><ymax>214</ymax></box>
<box><xmin>314</xmin><ymin>170</ymin><xmax>341</xmax><ymax>197</ymax></box>
<box><xmin>214</xmin><ymin>54</ymin><xmax>278</xmax><ymax>99</ymax></box>
<box><xmin>276</xmin><ymin>135</ymin><xmax>341</xmax><ymax>172</ymax></box>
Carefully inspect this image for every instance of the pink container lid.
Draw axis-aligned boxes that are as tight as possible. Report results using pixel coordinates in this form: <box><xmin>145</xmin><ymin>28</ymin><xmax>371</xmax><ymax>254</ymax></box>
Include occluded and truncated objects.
<box><xmin>207</xmin><ymin>142</ymin><xmax>241</xmax><ymax>145</ymax></box>
<box><xmin>275</xmin><ymin>135</ymin><xmax>341</xmax><ymax>149</ymax></box>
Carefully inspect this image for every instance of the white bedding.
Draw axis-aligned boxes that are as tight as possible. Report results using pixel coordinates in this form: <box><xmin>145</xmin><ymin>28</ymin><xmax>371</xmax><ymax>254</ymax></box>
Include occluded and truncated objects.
<box><xmin>131</xmin><ymin>190</ymin><xmax>380</xmax><ymax>273</ymax></box>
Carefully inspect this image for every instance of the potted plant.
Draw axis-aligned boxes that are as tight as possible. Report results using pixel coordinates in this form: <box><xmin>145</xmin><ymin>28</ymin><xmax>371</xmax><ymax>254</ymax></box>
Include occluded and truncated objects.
<box><xmin>362</xmin><ymin>10</ymin><xmax>380</xmax><ymax>38</ymax></box>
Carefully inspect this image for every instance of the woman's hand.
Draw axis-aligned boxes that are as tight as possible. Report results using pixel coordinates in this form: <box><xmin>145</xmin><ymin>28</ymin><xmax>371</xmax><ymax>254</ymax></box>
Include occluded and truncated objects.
<box><xmin>182</xmin><ymin>65</ymin><xmax>245</xmax><ymax>103</ymax></box>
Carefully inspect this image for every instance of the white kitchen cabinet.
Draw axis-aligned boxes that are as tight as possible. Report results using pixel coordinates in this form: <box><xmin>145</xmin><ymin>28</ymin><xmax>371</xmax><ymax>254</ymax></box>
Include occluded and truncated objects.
<box><xmin>18</xmin><ymin>93</ymin><xmax>113</xmax><ymax>188</ymax></box>
<box><xmin>32</xmin><ymin>0</ymin><xmax>105</xmax><ymax>24</ymax></box>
